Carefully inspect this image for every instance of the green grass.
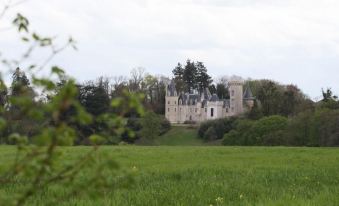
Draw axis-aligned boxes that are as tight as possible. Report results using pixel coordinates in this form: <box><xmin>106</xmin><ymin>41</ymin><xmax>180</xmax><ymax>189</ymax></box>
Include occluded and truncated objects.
<box><xmin>1</xmin><ymin>146</ymin><xmax>339</xmax><ymax>205</ymax></box>
<box><xmin>154</xmin><ymin>126</ymin><xmax>204</xmax><ymax>146</ymax></box>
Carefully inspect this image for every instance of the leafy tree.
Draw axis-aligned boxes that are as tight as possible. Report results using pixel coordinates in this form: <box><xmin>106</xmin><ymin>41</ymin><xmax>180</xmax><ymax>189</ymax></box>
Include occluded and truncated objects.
<box><xmin>198</xmin><ymin>118</ymin><xmax>236</xmax><ymax>140</ymax></box>
<box><xmin>285</xmin><ymin>110</ymin><xmax>316</xmax><ymax>146</ymax></box>
<box><xmin>10</xmin><ymin>68</ymin><xmax>34</xmax><ymax>98</ymax></box>
<box><xmin>140</xmin><ymin>112</ymin><xmax>161</xmax><ymax>140</ymax></box>
<box><xmin>313</xmin><ymin>109</ymin><xmax>339</xmax><ymax>146</ymax></box>
<box><xmin>0</xmin><ymin>5</ymin><xmax>145</xmax><ymax>205</ymax></box>
<box><xmin>79</xmin><ymin>80</ymin><xmax>110</xmax><ymax>116</ymax></box>
<box><xmin>216</xmin><ymin>83</ymin><xmax>229</xmax><ymax>99</ymax></box>
<box><xmin>0</xmin><ymin>80</ymin><xmax>7</xmax><ymax>107</ymax></box>
<box><xmin>320</xmin><ymin>88</ymin><xmax>339</xmax><ymax>110</ymax></box>
<box><xmin>250</xmin><ymin>115</ymin><xmax>288</xmax><ymax>145</ymax></box>
<box><xmin>247</xmin><ymin>100</ymin><xmax>263</xmax><ymax>120</ymax></box>
<box><xmin>256</xmin><ymin>80</ymin><xmax>283</xmax><ymax>116</ymax></box>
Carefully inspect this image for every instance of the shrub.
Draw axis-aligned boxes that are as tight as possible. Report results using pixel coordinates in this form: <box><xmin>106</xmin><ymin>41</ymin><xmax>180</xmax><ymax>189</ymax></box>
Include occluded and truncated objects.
<box><xmin>140</xmin><ymin>112</ymin><xmax>161</xmax><ymax>140</ymax></box>
<box><xmin>204</xmin><ymin>127</ymin><xmax>218</xmax><ymax>140</ymax></box>
<box><xmin>198</xmin><ymin>118</ymin><xmax>236</xmax><ymax>141</ymax></box>
<box><xmin>222</xmin><ymin>130</ymin><xmax>239</xmax><ymax>145</ymax></box>
<box><xmin>160</xmin><ymin>117</ymin><xmax>171</xmax><ymax>135</ymax></box>
<box><xmin>222</xmin><ymin>115</ymin><xmax>288</xmax><ymax>146</ymax></box>
<box><xmin>250</xmin><ymin>115</ymin><xmax>288</xmax><ymax>145</ymax></box>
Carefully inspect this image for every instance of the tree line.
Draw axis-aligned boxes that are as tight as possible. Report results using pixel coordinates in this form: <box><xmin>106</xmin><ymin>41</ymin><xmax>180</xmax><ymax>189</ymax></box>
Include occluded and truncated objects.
<box><xmin>0</xmin><ymin>67</ymin><xmax>170</xmax><ymax>144</ymax></box>
<box><xmin>198</xmin><ymin>80</ymin><xmax>339</xmax><ymax>147</ymax></box>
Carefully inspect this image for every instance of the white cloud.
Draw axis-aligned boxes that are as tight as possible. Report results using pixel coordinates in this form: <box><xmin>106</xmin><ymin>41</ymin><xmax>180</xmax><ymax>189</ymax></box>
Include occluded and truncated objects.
<box><xmin>1</xmin><ymin>0</ymin><xmax>339</xmax><ymax>98</ymax></box>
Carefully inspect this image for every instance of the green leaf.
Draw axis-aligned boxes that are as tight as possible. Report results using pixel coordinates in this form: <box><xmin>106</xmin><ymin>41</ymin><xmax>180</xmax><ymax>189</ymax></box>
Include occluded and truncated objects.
<box><xmin>21</xmin><ymin>37</ymin><xmax>30</xmax><ymax>42</ymax></box>
<box><xmin>89</xmin><ymin>134</ymin><xmax>105</xmax><ymax>145</ymax></box>
<box><xmin>51</xmin><ymin>66</ymin><xmax>65</xmax><ymax>76</ymax></box>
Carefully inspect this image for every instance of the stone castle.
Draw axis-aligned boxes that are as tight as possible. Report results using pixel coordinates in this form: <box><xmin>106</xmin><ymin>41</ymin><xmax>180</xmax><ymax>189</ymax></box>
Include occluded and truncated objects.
<box><xmin>165</xmin><ymin>79</ymin><xmax>255</xmax><ymax>124</ymax></box>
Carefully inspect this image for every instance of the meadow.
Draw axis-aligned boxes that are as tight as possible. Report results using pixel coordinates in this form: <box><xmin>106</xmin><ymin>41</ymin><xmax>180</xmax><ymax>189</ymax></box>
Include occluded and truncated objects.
<box><xmin>0</xmin><ymin>146</ymin><xmax>339</xmax><ymax>206</ymax></box>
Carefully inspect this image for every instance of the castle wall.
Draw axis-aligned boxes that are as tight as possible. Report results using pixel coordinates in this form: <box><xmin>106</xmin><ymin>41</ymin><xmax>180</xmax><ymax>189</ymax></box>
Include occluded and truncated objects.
<box><xmin>229</xmin><ymin>80</ymin><xmax>244</xmax><ymax>115</ymax></box>
<box><xmin>165</xmin><ymin>96</ymin><xmax>179</xmax><ymax>123</ymax></box>
<box><xmin>165</xmin><ymin>79</ymin><xmax>249</xmax><ymax>124</ymax></box>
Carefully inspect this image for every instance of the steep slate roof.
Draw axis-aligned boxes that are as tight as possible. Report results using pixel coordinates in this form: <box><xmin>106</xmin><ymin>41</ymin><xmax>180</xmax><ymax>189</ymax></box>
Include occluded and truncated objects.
<box><xmin>203</xmin><ymin>88</ymin><xmax>212</xmax><ymax>100</ymax></box>
<box><xmin>243</xmin><ymin>86</ymin><xmax>255</xmax><ymax>100</ymax></box>
<box><xmin>210</xmin><ymin>94</ymin><xmax>219</xmax><ymax>102</ymax></box>
<box><xmin>179</xmin><ymin>93</ymin><xmax>201</xmax><ymax>105</ymax></box>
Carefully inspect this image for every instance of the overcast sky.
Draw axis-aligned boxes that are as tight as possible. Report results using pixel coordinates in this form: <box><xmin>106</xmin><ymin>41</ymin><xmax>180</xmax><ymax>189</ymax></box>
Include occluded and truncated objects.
<box><xmin>1</xmin><ymin>0</ymin><xmax>339</xmax><ymax>99</ymax></box>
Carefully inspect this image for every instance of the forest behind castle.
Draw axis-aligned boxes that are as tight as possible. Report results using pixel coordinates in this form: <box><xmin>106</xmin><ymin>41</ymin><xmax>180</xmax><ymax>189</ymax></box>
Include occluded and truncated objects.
<box><xmin>1</xmin><ymin>60</ymin><xmax>339</xmax><ymax>147</ymax></box>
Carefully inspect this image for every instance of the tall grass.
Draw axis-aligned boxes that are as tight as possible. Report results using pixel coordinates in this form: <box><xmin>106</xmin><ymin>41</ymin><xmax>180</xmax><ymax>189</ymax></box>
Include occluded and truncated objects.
<box><xmin>0</xmin><ymin>146</ymin><xmax>338</xmax><ymax>205</ymax></box>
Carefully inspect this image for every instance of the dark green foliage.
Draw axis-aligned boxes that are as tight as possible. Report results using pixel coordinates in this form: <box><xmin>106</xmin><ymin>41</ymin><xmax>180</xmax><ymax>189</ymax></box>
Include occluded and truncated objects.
<box><xmin>140</xmin><ymin>113</ymin><xmax>171</xmax><ymax>139</ymax></box>
<box><xmin>250</xmin><ymin>115</ymin><xmax>288</xmax><ymax>145</ymax></box>
<box><xmin>313</xmin><ymin>109</ymin><xmax>339</xmax><ymax>146</ymax></box>
<box><xmin>198</xmin><ymin>118</ymin><xmax>236</xmax><ymax>141</ymax></box>
<box><xmin>196</xmin><ymin>62</ymin><xmax>212</xmax><ymax>94</ymax></box>
<box><xmin>223</xmin><ymin>115</ymin><xmax>288</xmax><ymax>146</ymax></box>
<box><xmin>183</xmin><ymin>60</ymin><xmax>198</xmax><ymax>93</ymax></box>
<box><xmin>256</xmin><ymin>80</ymin><xmax>283</xmax><ymax>116</ymax></box>
<box><xmin>208</xmin><ymin>84</ymin><xmax>217</xmax><ymax>94</ymax></box>
<box><xmin>159</xmin><ymin>117</ymin><xmax>171</xmax><ymax>135</ymax></box>
<box><xmin>140</xmin><ymin>112</ymin><xmax>161</xmax><ymax>140</ymax></box>
<box><xmin>121</xmin><ymin>118</ymin><xmax>142</xmax><ymax>143</ymax></box>
<box><xmin>0</xmin><ymin>80</ymin><xmax>7</xmax><ymax>107</ymax></box>
<box><xmin>247</xmin><ymin>100</ymin><xmax>263</xmax><ymax>120</ymax></box>
<box><xmin>248</xmin><ymin>80</ymin><xmax>312</xmax><ymax>117</ymax></box>
<box><xmin>172</xmin><ymin>63</ymin><xmax>185</xmax><ymax>93</ymax></box>
<box><xmin>203</xmin><ymin>127</ymin><xmax>217</xmax><ymax>140</ymax></box>
<box><xmin>216</xmin><ymin>83</ymin><xmax>229</xmax><ymax>99</ymax></box>
<box><xmin>173</xmin><ymin>60</ymin><xmax>212</xmax><ymax>94</ymax></box>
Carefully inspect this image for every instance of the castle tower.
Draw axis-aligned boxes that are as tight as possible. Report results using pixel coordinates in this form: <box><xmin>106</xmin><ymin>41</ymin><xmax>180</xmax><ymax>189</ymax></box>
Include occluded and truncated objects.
<box><xmin>228</xmin><ymin>78</ymin><xmax>244</xmax><ymax>115</ymax></box>
<box><xmin>165</xmin><ymin>80</ymin><xmax>179</xmax><ymax>123</ymax></box>
<box><xmin>243</xmin><ymin>86</ymin><xmax>255</xmax><ymax>109</ymax></box>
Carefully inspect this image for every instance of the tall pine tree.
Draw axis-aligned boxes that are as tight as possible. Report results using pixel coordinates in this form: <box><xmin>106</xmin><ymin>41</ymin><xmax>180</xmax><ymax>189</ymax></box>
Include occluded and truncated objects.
<box><xmin>196</xmin><ymin>61</ymin><xmax>212</xmax><ymax>94</ymax></box>
<box><xmin>172</xmin><ymin>63</ymin><xmax>185</xmax><ymax>93</ymax></box>
<box><xmin>183</xmin><ymin>60</ymin><xmax>197</xmax><ymax>93</ymax></box>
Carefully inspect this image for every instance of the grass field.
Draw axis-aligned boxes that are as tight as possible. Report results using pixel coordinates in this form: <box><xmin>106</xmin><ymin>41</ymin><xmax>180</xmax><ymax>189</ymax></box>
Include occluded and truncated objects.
<box><xmin>1</xmin><ymin>146</ymin><xmax>339</xmax><ymax>205</ymax></box>
<box><xmin>155</xmin><ymin>126</ymin><xmax>203</xmax><ymax>145</ymax></box>
<box><xmin>138</xmin><ymin>126</ymin><xmax>221</xmax><ymax>146</ymax></box>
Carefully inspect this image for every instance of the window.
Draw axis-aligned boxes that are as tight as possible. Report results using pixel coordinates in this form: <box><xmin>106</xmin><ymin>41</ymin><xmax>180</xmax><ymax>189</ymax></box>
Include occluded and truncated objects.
<box><xmin>231</xmin><ymin>107</ymin><xmax>234</xmax><ymax>112</ymax></box>
<box><xmin>211</xmin><ymin>108</ymin><xmax>214</xmax><ymax>117</ymax></box>
<box><xmin>180</xmin><ymin>108</ymin><xmax>182</xmax><ymax>111</ymax></box>
<box><xmin>205</xmin><ymin>108</ymin><xmax>207</xmax><ymax>113</ymax></box>
<box><xmin>175</xmin><ymin>108</ymin><xmax>177</xmax><ymax>112</ymax></box>
<box><xmin>226</xmin><ymin>108</ymin><xmax>229</xmax><ymax>113</ymax></box>
<box><xmin>168</xmin><ymin>101</ymin><xmax>170</xmax><ymax>104</ymax></box>
<box><xmin>195</xmin><ymin>108</ymin><xmax>197</xmax><ymax>113</ymax></box>
<box><xmin>175</xmin><ymin>101</ymin><xmax>177</xmax><ymax>105</ymax></box>
<box><xmin>168</xmin><ymin>108</ymin><xmax>170</xmax><ymax>112</ymax></box>
<box><xmin>231</xmin><ymin>90</ymin><xmax>235</xmax><ymax>96</ymax></box>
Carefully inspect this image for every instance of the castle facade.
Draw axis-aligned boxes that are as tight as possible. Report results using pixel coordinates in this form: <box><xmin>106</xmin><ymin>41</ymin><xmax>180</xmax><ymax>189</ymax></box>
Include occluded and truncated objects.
<box><xmin>165</xmin><ymin>79</ymin><xmax>254</xmax><ymax>124</ymax></box>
